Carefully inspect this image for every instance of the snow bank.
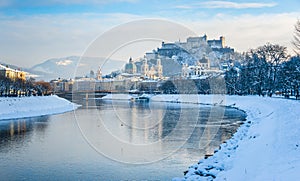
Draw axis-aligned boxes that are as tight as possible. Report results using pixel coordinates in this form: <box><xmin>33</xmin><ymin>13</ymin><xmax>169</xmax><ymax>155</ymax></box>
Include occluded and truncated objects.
<box><xmin>0</xmin><ymin>95</ymin><xmax>79</xmax><ymax>120</ymax></box>
<box><xmin>100</xmin><ymin>93</ymin><xmax>300</xmax><ymax>179</ymax></box>
<box><xmin>157</xmin><ymin>95</ymin><xmax>300</xmax><ymax>180</ymax></box>
<box><xmin>102</xmin><ymin>93</ymin><xmax>133</xmax><ymax>101</ymax></box>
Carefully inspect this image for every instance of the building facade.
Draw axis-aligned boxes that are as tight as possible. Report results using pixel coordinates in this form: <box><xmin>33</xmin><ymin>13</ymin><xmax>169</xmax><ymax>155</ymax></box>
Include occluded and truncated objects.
<box><xmin>0</xmin><ymin>64</ymin><xmax>26</xmax><ymax>81</ymax></box>
<box><xmin>140</xmin><ymin>58</ymin><xmax>163</xmax><ymax>79</ymax></box>
<box><xmin>182</xmin><ymin>56</ymin><xmax>223</xmax><ymax>78</ymax></box>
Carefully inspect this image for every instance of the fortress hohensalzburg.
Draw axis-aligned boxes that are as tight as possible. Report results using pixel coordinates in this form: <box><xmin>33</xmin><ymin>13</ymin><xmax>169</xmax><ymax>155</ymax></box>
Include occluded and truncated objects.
<box><xmin>54</xmin><ymin>34</ymin><xmax>236</xmax><ymax>93</ymax></box>
<box><xmin>118</xmin><ymin>34</ymin><xmax>234</xmax><ymax>80</ymax></box>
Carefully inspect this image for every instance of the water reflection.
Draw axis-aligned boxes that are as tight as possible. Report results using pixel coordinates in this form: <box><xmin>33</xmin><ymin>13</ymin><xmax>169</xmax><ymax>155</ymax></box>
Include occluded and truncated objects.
<box><xmin>0</xmin><ymin>100</ymin><xmax>246</xmax><ymax>180</ymax></box>
<box><xmin>0</xmin><ymin>116</ymin><xmax>49</xmax><ymax>149</ymax></box>
<box><xmin>75</xmin><ymin>100</ymin><xmax>246</xmax><ymax>164</ymax></box>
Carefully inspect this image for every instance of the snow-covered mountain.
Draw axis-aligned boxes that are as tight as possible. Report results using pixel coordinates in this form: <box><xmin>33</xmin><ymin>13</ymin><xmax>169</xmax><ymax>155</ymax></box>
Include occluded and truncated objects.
<box><xmin>30</xmin><ymin>56</ymin><xmax>125</xmax><ymax>81</ymax></box>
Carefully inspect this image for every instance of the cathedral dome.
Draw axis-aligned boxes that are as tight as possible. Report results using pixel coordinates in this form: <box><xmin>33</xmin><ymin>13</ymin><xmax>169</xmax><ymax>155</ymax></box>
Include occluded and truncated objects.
<box><xmin>124</xmin><ymin>57</ymin><xmax>137</xmax><ymax>74</ymax></box>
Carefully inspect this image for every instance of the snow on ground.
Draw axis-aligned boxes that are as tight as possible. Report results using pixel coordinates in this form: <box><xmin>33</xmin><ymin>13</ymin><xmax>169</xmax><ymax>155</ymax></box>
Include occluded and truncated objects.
<box><xmin>151</xmin><ymin>94</ymin><xmax>300</xmax><ymax>181</ymax></box>
<box><xmin>101</xmin><ymin>93</ymin><xmax>300</xmax><ymax>180</ymax></box>
<box><xmin>5</xmin><ymin>93</ymin><xmax>299</xmax><ymax>179</ymax></box>
<box><xmin>0</xmin><ymin>95</ymin><xmax>79</xmax><ymax>120</ymax></box>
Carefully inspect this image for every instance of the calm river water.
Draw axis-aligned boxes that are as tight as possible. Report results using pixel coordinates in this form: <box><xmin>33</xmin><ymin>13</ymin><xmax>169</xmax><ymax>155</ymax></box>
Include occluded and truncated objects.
<box><xmin>0</xmin><ymin>98</ymin><xmax>246</xmax><ymax>180</ymax></box>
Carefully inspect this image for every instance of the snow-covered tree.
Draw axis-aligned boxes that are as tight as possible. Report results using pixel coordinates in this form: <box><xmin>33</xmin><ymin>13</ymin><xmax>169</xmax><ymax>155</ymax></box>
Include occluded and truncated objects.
<box><xmin>278</xmin><ymin>56</ymin><xmax>300</xmax><ymax>97</ymax></box>
<box><xmin>225</xmin><ymin>67</ymin><xmax>239</xmax><ymax>95</ymax></box>
<box><xmin>249</xmin><ymin>43</ymin><xmax>288</xmax><ymax>94</ymax></box>
<box><xmin>292</xmin><ymin>19</ymin><xmax>300</xmax><ymax>55</ymax></box>
<box><xmin>239</xmin><ymin>49</ymin><xmax>269</xmax><ymax>95</ymax></box>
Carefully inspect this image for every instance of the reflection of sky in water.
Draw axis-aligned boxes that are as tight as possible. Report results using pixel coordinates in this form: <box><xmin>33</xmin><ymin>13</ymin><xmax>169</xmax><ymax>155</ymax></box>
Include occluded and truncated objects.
<box><xmin>0</xmin><ymin>101</ymin><xmax>246</xmax><ymax>180</ymax></box>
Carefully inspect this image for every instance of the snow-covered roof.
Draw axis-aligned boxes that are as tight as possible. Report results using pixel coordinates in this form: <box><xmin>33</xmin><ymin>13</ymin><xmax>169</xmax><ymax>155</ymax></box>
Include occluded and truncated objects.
<box><xmin>0</xmin><ymin>64</ymin><xmax>11</xmax><ymax>71</ymax></box>
<box><xmin>0</xmin><ymin>64</ymin><xmax>26</xmax><ymax>73</ymax></box>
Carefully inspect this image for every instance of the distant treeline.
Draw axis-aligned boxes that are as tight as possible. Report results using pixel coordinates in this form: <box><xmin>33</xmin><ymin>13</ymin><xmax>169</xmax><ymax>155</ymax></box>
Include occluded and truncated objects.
<box><xmin>224</xmin><ymin>44</ymin><xmax>300</xmax><ymax>98</ymax></box>
<box><xmin>0</xmin><ymin>76</ymin><xmax>52</xmax><ymax>97</ymax></box>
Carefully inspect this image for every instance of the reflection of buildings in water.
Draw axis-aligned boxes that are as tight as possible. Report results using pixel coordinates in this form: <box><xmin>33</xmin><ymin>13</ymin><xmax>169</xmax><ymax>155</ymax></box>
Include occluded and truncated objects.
<box><xmin>0</xmin><ymin>116</ymin><xmax>50</xmax><ymax>148</ymax></box>
<box><xmin>115</xmin><ymin>103</ymin><xmax>244</xmax><ymax>158</ymax></box>
<box><xmin>2</xmin><ymin>120</ymin><xmax>28</xmax><ymax>140</ymax></box>
<box><xmin>9</xmin><ymin>120</ymin><xmax>26</xmax><ymax>137</ymax></box>
<box><xmin>129</xmin><ymin>103</ymin><xmax>149</xmax><ymax>144</ymax></box>
<box><xmin>130</xmin><ymin>105</ymin><xmax>137</xmax><ymax>143</ymax></box>
<box><xmin>127</xmin><ymin>103</ymin><xmax>165</xmax><ymax>144</ymax></box>
<box><xmin>10</xmin><ymin>121</ymin><xmax>14</xmax><ymax>136</ymax></box>
<box><xmin>142</xmin><ymin>107</ymin><xmax>149</xmax><ymax>143</ymax></box>
<box><xmin>156</xmin><ymin>108</ymin><xmax>163</xmax><ymax>141</ymax></box>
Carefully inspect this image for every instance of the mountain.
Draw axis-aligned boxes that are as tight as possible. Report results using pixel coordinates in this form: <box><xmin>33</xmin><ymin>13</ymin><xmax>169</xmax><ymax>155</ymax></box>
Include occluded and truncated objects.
<box><xmin>30</xmin><ymin>56</ymin><xmax>125</xmax><ymax>81</ymax></box>
<box><xmin>2</xmin><ymin>55</ymin><xmax>183</xmax><ymax>81</ymax></box>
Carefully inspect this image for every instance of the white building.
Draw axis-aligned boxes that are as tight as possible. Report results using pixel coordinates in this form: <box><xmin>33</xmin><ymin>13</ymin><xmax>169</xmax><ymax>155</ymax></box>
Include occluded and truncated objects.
<box><xmin>141</xmin><ymin>58</ymin><xmax>163</xmax><ymax>80</ymax></box>
<box><xmin>182</xmin><ymin>57</ymin><xmax>223</xmax><ymax>78</ymax></box>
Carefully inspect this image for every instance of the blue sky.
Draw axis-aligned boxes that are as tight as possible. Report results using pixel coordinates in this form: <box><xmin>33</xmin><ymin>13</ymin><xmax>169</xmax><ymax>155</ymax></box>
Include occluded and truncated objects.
<box><xmin>1</xmin><ymin>0</ymin><xmax>298</xmax><ymax>16</ymax></box>
<box><xmin>0</xmin><ymin>0</ymin><xmax>299</xmax><ymax>67</ymax></box>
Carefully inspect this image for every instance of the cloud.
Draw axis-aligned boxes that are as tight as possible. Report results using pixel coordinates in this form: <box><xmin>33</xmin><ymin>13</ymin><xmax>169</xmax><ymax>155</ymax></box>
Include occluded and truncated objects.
<box><xmin>0</xmin><ymin>12</ymin><xmax>143</xmax><ymax>67</ymax></box>
<box><xmin>202</xmin><ymin>1</ymin><xmax>277</xmax><ymax>9</ymax></box>
<box><xmin>0</xmin><ymin>7</ymin><xmax>299</xmax><ymax>69</ymax></box>
<box><xmin>179</xmin><ymin>12</ymin><xmax>299</xmax><ymax>54</ymax></box>
<box><xmin>174</xmin><ymin>5</ymin><xmax>193</xmax><ymax>9</ymax></box>
<box><xmin>175</xmin><ymin>1</ymin><xmax>277</xmax><ymax>9</ymax></box>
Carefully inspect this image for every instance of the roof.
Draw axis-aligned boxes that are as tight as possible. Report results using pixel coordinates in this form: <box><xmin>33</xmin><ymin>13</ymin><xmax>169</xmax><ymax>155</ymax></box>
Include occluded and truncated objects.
<box><xmin>0</xmin><ymin>64</ymin><xmax>24</xmax><ymax>73</ymax></box>
<box><xmin>199</xmin><ymin>57</ymin><xmax>209</xmax><ymax>63</ymax></box>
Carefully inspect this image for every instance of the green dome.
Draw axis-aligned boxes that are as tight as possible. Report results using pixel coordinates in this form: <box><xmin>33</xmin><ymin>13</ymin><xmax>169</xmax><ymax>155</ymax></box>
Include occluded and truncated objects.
<box><xmin>125</xmin><ymin>63</ymin><xmax>134</xmax><ymax>69</ymax></box>
<box><xmin>124</xmin><ymin>62</ymin><xmax>137</xmax><ymax>74</ymax></box>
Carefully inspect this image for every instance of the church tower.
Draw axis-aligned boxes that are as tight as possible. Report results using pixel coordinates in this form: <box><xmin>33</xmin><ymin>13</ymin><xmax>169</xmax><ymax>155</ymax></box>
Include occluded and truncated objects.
<box><xmin>156</xmin><ymin>59</ymin><xmax>163</xmax><ymax>78</ymax></box>
<box><xmin>96</xmin><ymin>67</ymin><xmax>102</xmax><ymax>80</ymax></box>
<box><xmin>141</xmin><ymin>58</ymin><xmax>149</xmax><ymax>77</ymax></box>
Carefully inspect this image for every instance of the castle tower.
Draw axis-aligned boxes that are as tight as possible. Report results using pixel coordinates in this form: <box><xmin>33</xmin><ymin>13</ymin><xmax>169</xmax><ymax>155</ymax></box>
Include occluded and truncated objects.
<box><xmin>156</xmin><ymin>58</ymin><xmax>163</xmax><ymax>78</ymax></box>
<box><xmin>220</xmin><ymin>36</ymin><xmax>225</xmax><ymax>48</ymax></box>
<box><xmin>141</xmin><ymin>58</ymin><xmax>149</xmax><ymax>77</ymax></box>
<box><xmin>203</xmin><ymin>34</ymin><xmax>207</xmax><ymax>41</ymax></box>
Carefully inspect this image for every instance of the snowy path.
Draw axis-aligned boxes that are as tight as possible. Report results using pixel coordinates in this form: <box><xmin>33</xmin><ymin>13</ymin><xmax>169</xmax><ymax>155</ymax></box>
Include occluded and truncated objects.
<box><xmin>153</xmin><ymin>95</ymin><xmax>300</xmax><ymax>180</ymax></box>
<box><xmin>0</xmin><ymin>95</ymin><xmax>79</xmax><ymax>120</ymax></box>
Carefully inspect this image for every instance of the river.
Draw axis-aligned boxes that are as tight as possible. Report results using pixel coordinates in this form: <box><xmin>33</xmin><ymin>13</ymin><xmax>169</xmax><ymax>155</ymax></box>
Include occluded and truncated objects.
<box><xmin>0</xmin><ymin>98</ymin><xmax>246</xmax><ymax>180</ymax></box>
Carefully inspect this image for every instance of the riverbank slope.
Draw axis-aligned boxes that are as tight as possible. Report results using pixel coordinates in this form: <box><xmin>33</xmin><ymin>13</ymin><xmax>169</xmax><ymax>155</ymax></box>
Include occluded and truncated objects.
<box><xmin>161</xmin><ymin>95</ymin><xmax>300</xmax><ymax>180</ymax></box>
<box><xmin>0</xmin><ymin>95</ymin><xmax>79</xmax><ymax>120</ymax></box>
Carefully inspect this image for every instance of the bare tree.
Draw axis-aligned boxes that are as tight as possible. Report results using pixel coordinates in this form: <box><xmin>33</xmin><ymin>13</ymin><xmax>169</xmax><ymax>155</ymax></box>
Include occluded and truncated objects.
<box><xmin>239</xmin><ymin>43</ymin><xmax>288</xmax><ymax>96</ymax></box>
<box><xmin>292</xmin><ymin>19</ymin><xmax>300</xmax><ymax>54</ymax></box>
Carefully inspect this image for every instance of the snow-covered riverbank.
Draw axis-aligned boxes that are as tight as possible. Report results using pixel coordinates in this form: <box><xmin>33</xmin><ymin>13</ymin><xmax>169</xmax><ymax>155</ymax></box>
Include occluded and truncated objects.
<box><xmin>155</xmin><ymin>94</ymin><xmax>300</xmax><ymax>180</ymax></box>
<box><xmin>102</xmin><ymin>93</ymin><xmax>300</xmax><ymax>180</ymax></box>
<box><xmin>0</xmin><ymin>95</ymin><xmax>79</xmax><ymax>120</ymax></box>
